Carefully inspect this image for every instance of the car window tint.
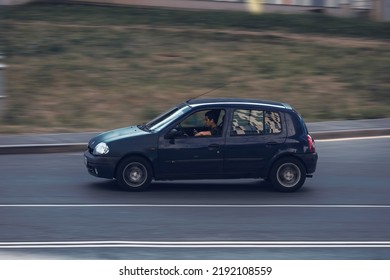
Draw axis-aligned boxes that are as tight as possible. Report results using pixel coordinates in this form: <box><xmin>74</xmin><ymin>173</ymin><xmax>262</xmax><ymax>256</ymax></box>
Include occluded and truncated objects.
<box><xmin>180</xmin><ymin>109</ymin><xmax>225</xmax><ymax>137</ymax></box>
<box><xmin>181</xmin><ymin>110</ymin><xmax>225</xmax><ymax>127</ymax></box>
<box><xmin>231</xmin><ymin>109</ymin><xmax>282</xmax><ymax>136</ymax></box>
<box><xmin>231</xmin><ymin>109</ymin><xmax>264</xmax><ymax>136</ymax></box>
<box><xmin>181</xmin><ymin>110</ymin><xmax>205</xmax><ymax>127</ymax></box>
<box><xmin>265</xmin><ymin>111</ymin><xmax>282</xmax><ymax>134</ymax></box>
<box><xmin>285</xmin><ymin>112</ymin><xmax>297</xmax><ymax>136</ymax></box>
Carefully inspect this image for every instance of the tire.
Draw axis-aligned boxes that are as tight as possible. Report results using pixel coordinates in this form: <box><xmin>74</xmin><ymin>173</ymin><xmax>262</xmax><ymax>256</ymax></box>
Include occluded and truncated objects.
<box><xmin>269</xmin><ymin>157</ymin><xmax>306</xmax><ymax>192</ymax></box>
<box><xmin>116</xmin><ymin>156</ymin><xmax>152</xmax><ymax>191</ymax></box>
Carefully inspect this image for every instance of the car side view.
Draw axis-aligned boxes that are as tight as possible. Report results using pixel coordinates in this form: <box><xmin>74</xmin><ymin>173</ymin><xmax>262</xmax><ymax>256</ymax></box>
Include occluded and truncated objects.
<box><xmin>84</xmin><ymin>98</ymin><xmax>318</xmax><ymax>192</ymax></box>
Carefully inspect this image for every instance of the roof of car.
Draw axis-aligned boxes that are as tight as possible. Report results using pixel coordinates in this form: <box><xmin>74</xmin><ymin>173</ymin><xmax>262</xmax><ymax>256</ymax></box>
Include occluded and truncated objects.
<box><xmin>185</xmin><ymin>98</ymin><xmax>291</xmax><ymax>110</ymax></box>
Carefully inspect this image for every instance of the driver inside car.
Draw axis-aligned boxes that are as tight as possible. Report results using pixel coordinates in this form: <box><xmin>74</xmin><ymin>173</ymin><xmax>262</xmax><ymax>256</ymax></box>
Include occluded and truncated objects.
<box><xmin>194</xmin><ymin>110</ymin><xmax>221</xmax><ymax>136</ymax></box>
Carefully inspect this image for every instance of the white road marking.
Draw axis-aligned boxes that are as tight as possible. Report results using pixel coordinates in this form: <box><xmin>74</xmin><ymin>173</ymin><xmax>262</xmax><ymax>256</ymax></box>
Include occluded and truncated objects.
<box><xmin>1</xmin><ymin>241</ymin><xmax>390</xmax><ymax>249</ymax></box>
<box><xmin>247</xmin><ymin>0</ymin><xmax>263</xmax><ymax>14</ymax></box>
<box><xmin>0</xmin><ymin>204</ymin><xmax>390</xmax><ymax>208</ymax></box>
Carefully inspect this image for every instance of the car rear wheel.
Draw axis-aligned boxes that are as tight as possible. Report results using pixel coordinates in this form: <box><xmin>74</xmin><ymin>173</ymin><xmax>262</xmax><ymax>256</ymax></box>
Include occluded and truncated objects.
<box><xmin>270</xmin><ymin>157</ymin><xmax>306</xmax><ymax>192</ymax></box>
<box><xmin>116</xmin><ymin>157</ymin><xmax>152</xmax><ymax>191</ymax></box>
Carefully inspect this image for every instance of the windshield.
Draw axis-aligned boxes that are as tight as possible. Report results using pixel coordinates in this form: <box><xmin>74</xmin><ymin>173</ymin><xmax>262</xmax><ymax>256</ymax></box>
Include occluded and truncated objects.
<box><xmin>146</xmin><ymin>105</ymin><xmax>191</xmax><ymax>131</ymax></box>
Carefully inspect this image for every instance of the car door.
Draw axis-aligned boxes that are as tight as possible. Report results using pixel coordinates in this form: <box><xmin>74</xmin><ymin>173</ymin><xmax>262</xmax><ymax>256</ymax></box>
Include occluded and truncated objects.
<box><xmin>224</xmin><ymin>108</ymin><xmax>286</xmax><ymax>177</ymax></box>
<box><xmin>157</xmin><ymin>109</ymin><xmax>226</xmax><ymax>179</ymax></box>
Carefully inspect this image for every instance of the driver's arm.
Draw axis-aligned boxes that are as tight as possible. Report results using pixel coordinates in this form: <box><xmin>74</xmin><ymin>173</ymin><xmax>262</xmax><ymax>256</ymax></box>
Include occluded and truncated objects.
<box><xmin>195</xmin><ymin>131</ymin><xmax>211</xmax><ymax>136</ymax></box>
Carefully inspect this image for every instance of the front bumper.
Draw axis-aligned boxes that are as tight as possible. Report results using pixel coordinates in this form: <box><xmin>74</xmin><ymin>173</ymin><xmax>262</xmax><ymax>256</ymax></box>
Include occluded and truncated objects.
<box><xmin>84</xmin><ymin>150</ymin><xmax>119</xmax><ymax>179</ymax></box>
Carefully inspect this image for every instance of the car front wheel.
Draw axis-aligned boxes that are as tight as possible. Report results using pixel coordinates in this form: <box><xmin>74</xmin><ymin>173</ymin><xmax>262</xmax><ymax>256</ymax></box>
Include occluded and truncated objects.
<box><xmin>270</xmin><ymin>157</ymin><xmax>306</xmax><ymax>192</ymax></box>
<box><xmin>116</xmin><ymin>157</ymin><xmax>152</xmax><ymax>191</ymax></box>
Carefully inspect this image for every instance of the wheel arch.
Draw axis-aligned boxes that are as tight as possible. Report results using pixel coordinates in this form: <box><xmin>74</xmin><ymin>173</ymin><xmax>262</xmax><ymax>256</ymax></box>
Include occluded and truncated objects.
<box><xmin>268</xmin><ymin>154</ymin><xmax>307</xmax><ymax>192</ymax></box>
<box><xmin>114</xmin><ymin>153</ymin><xmax>155</xmax><ymax>179</ymax></box>
<box><xmin>266</xmin><ymin>152</ymin><xmax>307</xmax><ymax>180</ymax></box>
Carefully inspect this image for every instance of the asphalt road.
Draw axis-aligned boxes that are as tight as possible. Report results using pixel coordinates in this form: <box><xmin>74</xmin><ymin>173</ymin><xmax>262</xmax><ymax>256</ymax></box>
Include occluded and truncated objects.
<box><xmin>0</xmin><ymin>137</ymin><xmax>389</xmax><ymax>259</ymax></box>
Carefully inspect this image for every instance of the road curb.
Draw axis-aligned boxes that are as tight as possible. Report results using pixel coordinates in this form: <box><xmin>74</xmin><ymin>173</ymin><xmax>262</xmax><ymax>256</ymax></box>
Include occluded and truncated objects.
<box><xmin>312</xmin><ymin>128</ymin><xmax>390</xmax><ymax>140</ymax></box>
<box><xmin>0</xmin><ymin>143</ymin><xmax>87</xmax><ymax>155</ymax></box>
<box><xmin>0</xmin><ymin>128</ymin><xmax>389</xmax><ymax>155</ymax></box>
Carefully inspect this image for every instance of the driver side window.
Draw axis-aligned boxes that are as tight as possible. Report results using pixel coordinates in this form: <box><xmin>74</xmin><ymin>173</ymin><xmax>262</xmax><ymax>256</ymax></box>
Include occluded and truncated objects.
<box><xmin>181</xmin><ymin>111</ymin><xmax>206</xmax><ymax>128</ymax></box>
<box><xmin>178</xmin><ymin>109</ymin><xmax>225</xmax><ymax>137</ymax></box>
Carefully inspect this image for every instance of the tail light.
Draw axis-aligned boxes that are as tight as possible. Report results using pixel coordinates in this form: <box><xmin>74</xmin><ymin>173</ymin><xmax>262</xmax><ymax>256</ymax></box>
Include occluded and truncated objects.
<box><xmin>307</xmin><ymin>134</ymin><xmax>316</xmax><ymax>153</ymax></box>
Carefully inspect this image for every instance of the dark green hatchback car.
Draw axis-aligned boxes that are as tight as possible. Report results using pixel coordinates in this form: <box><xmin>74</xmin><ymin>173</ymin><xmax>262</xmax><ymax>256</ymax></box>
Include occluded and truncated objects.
<box><xmin>84</xmin><ymin>98</ymin><xmax>318</xmax><ymax>192</ymax></box>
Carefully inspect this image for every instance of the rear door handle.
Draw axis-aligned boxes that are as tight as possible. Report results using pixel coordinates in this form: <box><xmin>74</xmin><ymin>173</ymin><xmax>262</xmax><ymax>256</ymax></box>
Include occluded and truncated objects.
<box><xmin>266</xmin><ymin>142</ymin><xmax>278</xmax><ymax>148</ymax></box>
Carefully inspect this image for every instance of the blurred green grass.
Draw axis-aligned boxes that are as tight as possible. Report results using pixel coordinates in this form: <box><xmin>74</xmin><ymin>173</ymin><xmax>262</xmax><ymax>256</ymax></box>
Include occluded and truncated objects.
<box><xmin>0</xmin><ymin>3</ymin><xmax>389</xmax><ymax>133</ymax></box>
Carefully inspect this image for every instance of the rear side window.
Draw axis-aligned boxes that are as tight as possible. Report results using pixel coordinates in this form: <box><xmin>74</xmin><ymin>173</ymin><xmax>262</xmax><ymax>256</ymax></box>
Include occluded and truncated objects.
<box><xmin>230</xmin><ymin>109</ymin><xmax>282</xmax><ymax>136</ymax></box>
<box><xmin>265</xmin><ymin>111</ymin><xmax>282</xmax><ymax>134</ymax></box>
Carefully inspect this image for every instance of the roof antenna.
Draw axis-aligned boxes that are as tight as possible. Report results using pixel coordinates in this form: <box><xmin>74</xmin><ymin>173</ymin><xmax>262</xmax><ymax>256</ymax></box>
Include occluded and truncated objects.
<box><xmin>186</xmin><ymin>83</ymin><xmax>229</xmax><ymax>103</ymax></box>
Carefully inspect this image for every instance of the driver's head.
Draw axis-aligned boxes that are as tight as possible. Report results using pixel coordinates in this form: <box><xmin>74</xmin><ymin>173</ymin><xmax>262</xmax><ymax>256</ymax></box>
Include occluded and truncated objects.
<box><xmin>204</xmin><ymin>111</ymin><xmax>218</xmax><ymax>127</ymax></box>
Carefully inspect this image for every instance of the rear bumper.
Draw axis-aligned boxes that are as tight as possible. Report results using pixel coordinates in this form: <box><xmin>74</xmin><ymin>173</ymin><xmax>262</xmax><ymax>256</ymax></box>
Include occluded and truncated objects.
<box><xmin>84</xmin><ymin>151</ymin><xmax>119</xmax><ymax>179</ymax></box>
<box><xmin>300</xmin><ymin>152</ymin><xmax>318</xmax><ymax>175</ymax></box>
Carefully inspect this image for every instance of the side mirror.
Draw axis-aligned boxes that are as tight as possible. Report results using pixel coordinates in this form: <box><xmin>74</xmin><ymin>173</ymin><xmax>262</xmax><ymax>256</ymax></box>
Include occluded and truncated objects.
<box><xmin>165</xmin><ymin>129</ymin><xmax>178</xmax><ymax>140</ymax></box>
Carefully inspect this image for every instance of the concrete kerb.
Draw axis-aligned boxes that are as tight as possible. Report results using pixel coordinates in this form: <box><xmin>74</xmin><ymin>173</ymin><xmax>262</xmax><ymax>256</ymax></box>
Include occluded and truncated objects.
<box><xmin>0</xmin><ymin>132</ymin><xmax>94</xmax><ymax>155</ymax></box>
<box><xmin>0</xmin><ymin>120</ymin><xmax>389</xmax><ymax>155</ymax></box>
<box><xmin>0</xmin><ymin>143</ymin><xmax>87</xmax><ymax>155</ymax></box>
<box><xmin>311</xmin><ymin>128</ymin><xmax>390</xmax><ymax>140</ymax></box>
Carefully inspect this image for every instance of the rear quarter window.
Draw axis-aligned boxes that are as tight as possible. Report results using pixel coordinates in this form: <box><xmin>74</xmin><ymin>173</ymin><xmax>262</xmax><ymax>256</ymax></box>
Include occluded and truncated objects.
<box><xmin>286</xmin><ymin>111</ymin><xmax>308</xmax><ymax>136</ymax></box>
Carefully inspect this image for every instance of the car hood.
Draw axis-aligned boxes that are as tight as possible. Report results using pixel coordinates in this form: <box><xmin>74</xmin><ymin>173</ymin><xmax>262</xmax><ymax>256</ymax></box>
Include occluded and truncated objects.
<box><xmin>88</xmin><ymin>126</ymin><xmax>147</xmax><ymax>148</ymax></box>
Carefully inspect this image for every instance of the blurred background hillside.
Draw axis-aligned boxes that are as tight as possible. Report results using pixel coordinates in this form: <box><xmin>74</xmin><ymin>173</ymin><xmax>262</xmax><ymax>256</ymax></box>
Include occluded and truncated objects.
<box><xmin>0</xmin><ymin>1</ymin><xmax>389</xmax><ymax>133</ymax></box>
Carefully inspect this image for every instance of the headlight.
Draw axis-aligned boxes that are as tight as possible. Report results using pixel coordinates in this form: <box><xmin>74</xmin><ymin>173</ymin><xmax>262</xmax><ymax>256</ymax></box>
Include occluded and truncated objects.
<box><xmin>93</xmin><ymin>142</ymin><xmax>109</xmax><ymax>155</ymax></box>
